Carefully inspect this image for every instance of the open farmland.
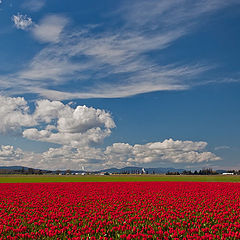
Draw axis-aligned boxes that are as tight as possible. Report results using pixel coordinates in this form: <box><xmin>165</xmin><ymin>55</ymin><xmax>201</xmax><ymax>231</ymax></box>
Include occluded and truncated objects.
<box><xmin>0</xmin><ymin>174</ymin><xmax>240</xmax><ymax>183</ymax></box>
<box><xmin>0</xmin><ymin>182</ymin><xmax>240</xmax><ymax>239</ymax></box>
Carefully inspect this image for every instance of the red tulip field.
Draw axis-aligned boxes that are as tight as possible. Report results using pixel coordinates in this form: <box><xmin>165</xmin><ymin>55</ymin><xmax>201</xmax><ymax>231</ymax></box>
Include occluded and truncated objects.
<box><xmin>0</xmin><ymin>182</ymin><xmax>240</xmax><ymax>239</ymax></box>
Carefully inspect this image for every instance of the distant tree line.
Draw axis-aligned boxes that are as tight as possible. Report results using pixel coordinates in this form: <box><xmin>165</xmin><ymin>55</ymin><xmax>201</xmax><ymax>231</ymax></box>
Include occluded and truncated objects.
<box><xmin>0</xmin><ymin>167</ymin><xmax>52</xmax><ymax>175</ymax></box>
<box><xmin>166</xmin><ymin>168</ymin><xmax>240</xmax><ymax>175</ymax></box>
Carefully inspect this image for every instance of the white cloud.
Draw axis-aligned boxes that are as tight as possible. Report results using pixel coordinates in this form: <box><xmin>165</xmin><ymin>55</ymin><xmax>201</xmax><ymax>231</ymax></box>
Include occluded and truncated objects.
<box><xmin>23</xmin><ymin>125</ymin><xmax>112</xmax><ymax>147</ymax></box>
<box><xmin>16</xmin><ymin>27</ymin><xmax>209</xmax><ymax>99</ymax></box>
<box><xmin>40</xmin><ymin>146</ymin><xmax>105</xmax><ymax>170</ymax></box>
<box><xmin>104</xmin><ymin>139</ymin><xmax>220</xmax><ymax>168</ymax></box>
<box><xmin>12</xmin><ymin>13</ymin><xmax>33</xmax><ymax>30</ymax></box>
<box><xmin>0</xmin><ymin>138</ymin><xmax>220</xmax><ymax>170</ymax></box>
<box><xmin>0</xmin><ymin>145</ymin><xmax>38</xmax><ymax>167</ymax></box>
<box><xmin>0</xmin><ymin>96</ymin><xmax>221</xmax><ymax>170</ymax></box>
<box><xmin>0</xmin><ymin>145</ymin><xmax>24</xmax><ymax>162</ymax></box>
<box><xmin>0</xmin><ymin>145</ymin><xmax>105</xmax><ymax>170</ymax></box>
<box><xmin>2</xmin><ymin>0</ymin><xmax>237</xmax><ymax>99</ymax></box>
<box><xmin>22</xmin><ymin>100</ymin><xmax>115</xmax><ymax>147</ymax></box>
<box><xmin>214</xmin><ymin>145</ymin><xmax>231</xmax><ymax>151</ymax></box>
<box><xmin>0</xmin><ymin>96</ymin><xmax>115</xmax><ymax>147</ymax></box>
<box><xmin>120</xmin><ymin>0</ymin><xmax>236</xmax><ymax>28</ymax></box>
<box><xmin>32</xmin><ymin>15</ymin><xmax>68</xmax><ymax>43</ymax></box>
<box><xmin>0</xmin><ymin>95</ymin><xmax>36</xmax><ymax>134</ymax></box>
<box><xmin>22</xmin><ymin>0</ymin><xmax>45</xmax><ymax>12</ymax></box>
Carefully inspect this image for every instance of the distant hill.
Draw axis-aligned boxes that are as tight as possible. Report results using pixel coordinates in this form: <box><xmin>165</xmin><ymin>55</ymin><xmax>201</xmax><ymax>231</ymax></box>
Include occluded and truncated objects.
<box><xmin>4</xmin><ymin>165</ymin><xmax>232</xmax><ymax>175</ymax></box>
<box><xmin>216</xmin><ymin>169</ymin><xmax>229</xmax><ymax>174</ymax></box>
<box><xmin>0</xmin><ymin>165</ymin><xmax>185</xmax><ymax>174</ymax></box>
<box><xmin>0</xmin><ymin>166</ymin><xmax>29</xmax><ymax>170</ymax></box>
<box><xmin>95</xmin><ymin>166</ymin><xmax>185</xmax><ymax>174</ymax></box>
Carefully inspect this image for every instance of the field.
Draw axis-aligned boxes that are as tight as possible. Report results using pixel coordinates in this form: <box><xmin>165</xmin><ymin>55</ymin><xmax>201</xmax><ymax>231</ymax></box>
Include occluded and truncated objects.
<box><xmin>1</xmin><ymin>176</ymin><xmax>240</xmax><ymax>239</ymax></box>
<box><xmin>0</xmin><ymin>174</ymin><xmax>240</xmax><ymax>183</ymax></box>
<box><xmin>0</xmin><ymin>181</ymin><xmax>240</xmax><ymax>239</ymax></box>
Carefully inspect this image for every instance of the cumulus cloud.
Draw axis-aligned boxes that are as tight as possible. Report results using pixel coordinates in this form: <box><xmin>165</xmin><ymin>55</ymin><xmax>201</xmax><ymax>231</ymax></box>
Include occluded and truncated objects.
<box><xmin>0</xmin><ymin>95</ymin><xmax>221</xmax><ymax>169</ymax></box>
<box><xmin>0</xmin><ymin>96</ymin><xmax>115</xmax><ymax>147</ymax></box>
<box><xmin>32</xmin><ymin>15</ymin><xmax>68</xmax><ymax>43</ymax></box>
<box><xmin>23</xmin><ymin>125</ymin><xmax>112</xmax><ymax>147</ymax></box>
<box><xmin>104</xmin><ymin>139</ymin><xmax>220</xmax><ymax>168</ymax></box>
<box><xmin>23</xmin><ymin>101</ymin><xmax>115</xmax><ymax>147</ymax></box>
<box><xmin>40</xmin><ymin>146</ymin><xmax>106</xmax><ymax>170</ymax></box>
<box><xmin>0</xmin><ymin>145</ymin><xmax>38</xmax><ymax>167</ymax></box>
<box><xmin>0</xmin><ymin>95</ymin><xmax>36</xmax><ymax>134</ymax></box>
<box><xmin>0</xmin><ymin>145</ymin><xmax>24</xmax><ymax>162</ymax></box>
<box><xmin>0</xmin><ymin>145</ymin><xmax>105</xmax><ymax>170</ymax></box>
<box><xmin>0</xmin><ymin>138</ymin><xmax>220</xmax><ymax>170</ymax></box>
<box><xmin>12</xmin><ymin>13</ymin><xmax>33</xmax><ymax>30</ymax></box>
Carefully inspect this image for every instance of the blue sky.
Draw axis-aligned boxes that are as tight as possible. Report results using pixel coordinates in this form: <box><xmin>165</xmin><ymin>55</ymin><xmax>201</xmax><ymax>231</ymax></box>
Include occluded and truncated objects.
<box><xmin>0</xmin><ymin>0</ymin><xmax>239</xmax><ymax>170</ymax></box>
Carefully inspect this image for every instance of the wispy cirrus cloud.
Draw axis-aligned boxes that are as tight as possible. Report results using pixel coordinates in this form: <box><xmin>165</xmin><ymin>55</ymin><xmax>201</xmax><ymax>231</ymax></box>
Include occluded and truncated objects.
<box><xmin>32</xmin><ymin>15</ymin><xmax>69</xmax><ymax>43</ymax></box>
<box><xmin>214</xmin><ymin>145</ymin><xmax>231</xmax><ymax>151</ymax></box>
<box><xmin>22</xmin><ymin>0</ymin><xmax>45</xmax><ymax>12</ymax></box>
<box><xmin>120</xmin><ymin>0</ymin><xmax>239</xmax><ymax>29</ymax></box>
<box><xmin>3</xmin><ymin>0</ymin><xmax>239</xmax><ymax>99</ymax></box>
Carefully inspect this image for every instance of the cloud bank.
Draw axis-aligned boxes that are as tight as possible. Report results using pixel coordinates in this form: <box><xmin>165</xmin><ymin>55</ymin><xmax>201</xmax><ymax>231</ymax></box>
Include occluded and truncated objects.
<box><xmin>0</xmin><ymin>139</ymin><xmax>220</xmax><ymax>170</ymax></box>
<box><xmin>0</xmin><ymin>96</ymin><xmax>220</xmax><ymax>169</ymax></box>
